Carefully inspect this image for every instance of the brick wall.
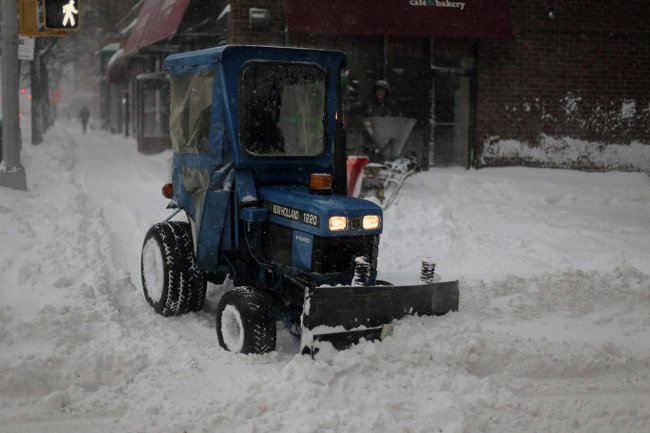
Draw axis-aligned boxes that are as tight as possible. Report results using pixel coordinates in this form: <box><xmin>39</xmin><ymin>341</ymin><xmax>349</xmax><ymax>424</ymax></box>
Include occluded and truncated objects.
<box><xmin>219</xmin><ymin>0</ymin><xmax>649</xmax><ymax>167</ymax></box>
<box><xmin>476</xmin><ymin>0</ymin><xmax>650</xmax><ymax>162</ymax></box>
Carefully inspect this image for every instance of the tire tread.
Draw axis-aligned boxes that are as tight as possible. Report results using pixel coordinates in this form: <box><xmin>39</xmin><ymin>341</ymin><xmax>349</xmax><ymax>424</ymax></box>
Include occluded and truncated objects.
<box><xmin>141</xmin><ymin>221</ymin><xmax>207</xmax><ymax>316</ymax></box>
<box><xmin>216</xmin><ymin>286</ymin><xmax>276</xmax><ymax>354</ymax></box>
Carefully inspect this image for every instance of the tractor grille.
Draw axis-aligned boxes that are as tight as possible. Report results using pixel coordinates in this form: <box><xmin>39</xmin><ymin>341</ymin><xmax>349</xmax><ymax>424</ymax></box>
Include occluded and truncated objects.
<box><xmin>261</xmin><ymin>223</ymin><xmax>292</xmax><ymax>266</ymax></box>
<box><xmin>312</xmin><ymin>235</ymin><xmax>379</xmax><ymax>274</ymax></box>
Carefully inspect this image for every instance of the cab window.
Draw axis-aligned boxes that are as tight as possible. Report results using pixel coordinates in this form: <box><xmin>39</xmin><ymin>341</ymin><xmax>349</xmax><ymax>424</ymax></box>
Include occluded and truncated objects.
<box><xmin>169</xmin><ymin>71</ymin><xmax>214</xmax><ymax>154</ymax></box>
<box><xmin>240</xmin><ymin>62</ymin><xmax>326</xmax><ymax>157</ymax></box>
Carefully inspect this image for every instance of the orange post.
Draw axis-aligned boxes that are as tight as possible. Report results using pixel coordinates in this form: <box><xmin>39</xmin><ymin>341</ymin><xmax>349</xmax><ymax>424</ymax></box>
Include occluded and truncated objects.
<box><xmin>346</xmin><ymin>156</ymin><xmax>369</xmax><ymax>197</ymax></box>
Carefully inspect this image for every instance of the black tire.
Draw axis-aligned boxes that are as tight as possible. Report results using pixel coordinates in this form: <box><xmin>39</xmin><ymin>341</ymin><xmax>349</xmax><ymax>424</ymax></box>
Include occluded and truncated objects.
<box><xmin>216</xmin><ymin>287</ymin><xmax>276</xmax><ymax>354</ymax></box>
<box><xmin>141</xmin><ymin>221</ymin><xmax>207</xmax><ymax>316</ymax></box>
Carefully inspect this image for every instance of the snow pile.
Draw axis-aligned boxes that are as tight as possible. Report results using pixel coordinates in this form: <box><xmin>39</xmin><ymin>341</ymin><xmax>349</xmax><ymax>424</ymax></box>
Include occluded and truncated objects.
<box><xmin>200</xmin><ymin>314</ymin><xmax>501</xmax><ymax>433</ymax></box>
<box><xmin>381</xmin><ymin>167</ymin><xmax>650</xmax><ymax>281</ymax></box>
<box><xmin>481</xmin><ymin>135</ymin><xmax>650</xmax><ymax>172</ymax></box>
<box><xmin>0</xmin><ymin>127</ymin><xmax>151</xmax><ymax>421</ymax></box>
<box><xmin>1</xmin><ymin>123</ymin><xmax>650</xmax><ymax>432</ymax></box>
<box><xmin>201</xmin><ymin>264</ymin><xmax>650</xmax><ymax>433</ymax></box>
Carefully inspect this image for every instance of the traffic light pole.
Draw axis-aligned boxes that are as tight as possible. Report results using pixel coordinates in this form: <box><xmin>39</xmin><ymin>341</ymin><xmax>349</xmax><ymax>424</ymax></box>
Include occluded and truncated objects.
<box><xmin>1</xmin><ymin>0</ymin><xmax>28</xmax><ymax>190</ymax></box>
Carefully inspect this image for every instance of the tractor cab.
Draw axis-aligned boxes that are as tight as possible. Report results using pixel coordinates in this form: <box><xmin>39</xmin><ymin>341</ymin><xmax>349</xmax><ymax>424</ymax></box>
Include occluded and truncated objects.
<box><xmin>164</xmin><ymin>46</ymin><xmax>380</xmax><ymax>281</ymax></box>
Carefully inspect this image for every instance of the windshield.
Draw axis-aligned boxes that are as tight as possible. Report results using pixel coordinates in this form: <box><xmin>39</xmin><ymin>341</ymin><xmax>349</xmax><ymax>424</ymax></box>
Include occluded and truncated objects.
<box><xmin>240</xmin><ymin>62</ymin><xmax>326</xmax><ymax>157</ymax></box>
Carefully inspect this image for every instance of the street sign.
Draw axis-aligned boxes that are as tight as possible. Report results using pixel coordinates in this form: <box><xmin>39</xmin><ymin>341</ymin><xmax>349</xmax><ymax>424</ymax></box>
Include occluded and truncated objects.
<box><xmin>18</xmin><ymin>36</ymin><xmax>35</xmax><ymax>61</ymax></box>
<box><xmin>44</xmin><ymin>0</ymin><xmax>80</xmax><ymax>31</ymax></box>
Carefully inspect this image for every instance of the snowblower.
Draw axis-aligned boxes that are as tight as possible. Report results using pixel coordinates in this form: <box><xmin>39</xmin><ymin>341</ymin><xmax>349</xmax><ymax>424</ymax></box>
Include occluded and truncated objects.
<box><xmin>140</xmin><ymin>45</ymin><xmax>459</xmax><ymax>355</ymax></box>
<box><xmin>350</xmin><ymin>116</ymin><xmax>419</xmax><ymax>209</ymax></box>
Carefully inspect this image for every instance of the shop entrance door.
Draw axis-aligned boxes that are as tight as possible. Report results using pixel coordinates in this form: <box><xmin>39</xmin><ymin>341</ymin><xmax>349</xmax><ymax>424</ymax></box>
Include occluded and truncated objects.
<box><xmin>135</xmin><ymin>72</ymin><xmax>171</xmax><ymax>154</ymax></box>
<box><xmin>430</xmin><ymin>48</ymin><xmax>474</xmax><ymax>167</ymax></box>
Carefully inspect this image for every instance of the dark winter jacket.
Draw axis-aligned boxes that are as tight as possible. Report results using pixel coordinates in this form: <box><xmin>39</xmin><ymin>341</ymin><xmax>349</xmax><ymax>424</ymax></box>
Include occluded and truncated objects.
<box><xmin>365</xmin><ymin>98</ymin><xmax>401</xmax><ymax>117</ymax></box>
<box><xmin>365</xmin><ymin>81</ymin><xmax>401</xmax><ymax>117</ymax></box>
<box><xmin>79</xmin><ymin>107</ymin><xmax>90</xmax><ymax>123</ymax></box>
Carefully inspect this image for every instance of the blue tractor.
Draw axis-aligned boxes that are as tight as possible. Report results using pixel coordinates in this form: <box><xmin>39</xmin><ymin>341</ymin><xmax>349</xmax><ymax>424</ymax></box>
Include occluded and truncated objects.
<box><xmin>140</xmin><ymin>45</ymin><xmax>459</xmax><ymax>355</ymax></box>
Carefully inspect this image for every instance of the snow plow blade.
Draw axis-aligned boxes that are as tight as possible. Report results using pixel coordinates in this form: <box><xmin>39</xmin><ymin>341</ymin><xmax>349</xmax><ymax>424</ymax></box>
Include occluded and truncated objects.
<box><xmin>300</xmin><ymin>280</ymin><xmax>459</xmax><ymax>353</ymax></box>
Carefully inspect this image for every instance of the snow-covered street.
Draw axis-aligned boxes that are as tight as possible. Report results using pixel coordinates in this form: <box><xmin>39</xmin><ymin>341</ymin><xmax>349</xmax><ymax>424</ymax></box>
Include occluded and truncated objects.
<box><xmin>1</xmin><ymin>123</ymin><xmax>649</xmax><ymax>432</ymax></box>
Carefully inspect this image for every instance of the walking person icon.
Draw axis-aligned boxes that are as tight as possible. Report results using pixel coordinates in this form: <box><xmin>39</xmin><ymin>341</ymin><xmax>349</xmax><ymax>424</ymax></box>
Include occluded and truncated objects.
<box><xmin>62</xmin><ymin>0</ymin><xmax>78</xmax><ymax>27</ymax></box>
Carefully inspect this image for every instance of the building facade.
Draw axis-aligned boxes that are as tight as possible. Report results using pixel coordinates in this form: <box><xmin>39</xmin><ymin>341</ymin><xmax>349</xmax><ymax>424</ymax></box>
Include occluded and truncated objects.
<box><xmin>102</xmin><ymin>0</ymin><xmax>649</xmax><ymax>169</ymax></box>
<box><xmin>477</xmin><ymin>1</ymin><xmax>650</xmax><ymax>169</ymax></box>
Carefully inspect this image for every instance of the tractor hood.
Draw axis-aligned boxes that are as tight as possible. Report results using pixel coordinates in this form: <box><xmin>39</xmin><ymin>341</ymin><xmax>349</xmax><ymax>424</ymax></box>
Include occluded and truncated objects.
<box><xmin>258</xmin><ymin>185</ymin><xmax>383</xmax><ymax>237</ymax></box>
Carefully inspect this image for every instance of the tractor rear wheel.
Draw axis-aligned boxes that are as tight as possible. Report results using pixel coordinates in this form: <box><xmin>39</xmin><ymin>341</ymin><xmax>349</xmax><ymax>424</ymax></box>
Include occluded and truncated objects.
<box><xmin>141</xmin><ymin>221</ymin><xmax>206</xmax><ymax>316</ymax></box>
<box><xmin>216</xmin><ymin>287</ymin><xmax>276</xmax><ymax>354</ymax></box>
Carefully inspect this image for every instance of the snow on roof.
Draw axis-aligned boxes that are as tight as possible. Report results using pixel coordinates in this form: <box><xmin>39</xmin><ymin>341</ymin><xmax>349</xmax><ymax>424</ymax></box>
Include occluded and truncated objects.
<box><xmin>120</xmin><ymin>17</ymin><xmax>138</xmax><ymax>36</ymax></box>
<box><xmin>106</xmin><ymin>48</ymin><xmax>124</xmax><ymax>68</ymax></box>
<box><xmin>100</xmin><ymin>42</ymin><xmax>120</xmax><ymax>52</ymax></box>
<box><xmin>217</xmin><ymin>3</ymin><xmax>231</xmax><ymax>21</ymax></box>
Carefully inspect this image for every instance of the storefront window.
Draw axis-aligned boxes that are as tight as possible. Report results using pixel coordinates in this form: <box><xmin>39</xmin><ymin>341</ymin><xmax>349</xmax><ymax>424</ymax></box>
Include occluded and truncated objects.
<box><xmin>240</xmin><ymin>62</ymin><xmax>326</xmax><ymax>157</ymax></box>
<box><xmin>142</xmin><ymin>86</ymin><xmax>168</xmax><ymax>136</ymax></box>
<box><xmin>169</xmin><ymin>71</ymin><xmax>215</xmax><ymax>154</ymax></box>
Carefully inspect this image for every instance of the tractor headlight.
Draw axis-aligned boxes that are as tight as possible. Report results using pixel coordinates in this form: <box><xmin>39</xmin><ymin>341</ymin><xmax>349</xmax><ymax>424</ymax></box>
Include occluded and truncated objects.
<box><xmin>363</xmin><ymin>215</ymin><xmax>381</xmax><ymax>230</ymax></box>
<box><xmin>328</xmin><ymin>216</ymin><xmax>348</xmax><ymax>231</ymax></box>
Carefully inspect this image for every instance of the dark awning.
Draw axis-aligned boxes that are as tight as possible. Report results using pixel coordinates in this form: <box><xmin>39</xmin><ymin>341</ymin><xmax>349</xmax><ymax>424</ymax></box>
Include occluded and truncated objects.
<box><xmin>106</xmin><ymin>48</ymin><xmax>129</xmax><ymax>83</ymax></box>
<box><xmin>284</xmin><ymin>0</ymin><xmax>513</xmax><ymax>39</ymax></box>
<box><xmin>123</xmin><ymin>0</ymin><xmax>191</xmax><ymax>56</ymax></box>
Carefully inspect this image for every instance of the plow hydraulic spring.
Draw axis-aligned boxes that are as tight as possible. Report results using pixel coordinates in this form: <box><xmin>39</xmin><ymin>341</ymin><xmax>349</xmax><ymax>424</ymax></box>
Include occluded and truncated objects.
<box><xmin>419</xmin><ymin>257</ymin><xmax>436</xmax><ymax>284</ymax></box>
<box><xmin>352</xmin><ymin>256</ymin><xmax>371</xmax><ymax>286</ymax></box>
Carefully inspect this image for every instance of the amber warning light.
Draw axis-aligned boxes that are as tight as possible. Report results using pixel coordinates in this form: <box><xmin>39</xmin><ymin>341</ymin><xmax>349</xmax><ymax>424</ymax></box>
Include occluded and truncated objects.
<box><xmin>309</xmin><ymin>173</ymin><xmax>332</xmax><ymax>195</ymax></box>
<box><xmin>162</xmin><ymin>183</ymin><xmax>174</xmax><ymax>199</ymax></box>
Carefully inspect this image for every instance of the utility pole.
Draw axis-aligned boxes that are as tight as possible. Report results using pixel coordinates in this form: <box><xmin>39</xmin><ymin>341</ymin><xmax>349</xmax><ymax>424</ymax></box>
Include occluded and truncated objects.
<box><xmin>1</xmin><ymin>0</ymin><xmax>28</xmax><ymax>190</ymax></box>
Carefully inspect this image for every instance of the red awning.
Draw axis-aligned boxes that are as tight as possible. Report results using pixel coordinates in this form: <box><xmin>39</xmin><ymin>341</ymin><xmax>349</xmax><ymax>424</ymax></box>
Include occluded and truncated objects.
<box><xmin>123</xmin><ymin>0</ymin><xmax>191</xmax><ymax>56</ymax></box>
<box><xmin>284</xmin><ymin>0</ymin><xmax>513</xmax><ymax>39</ymax></box>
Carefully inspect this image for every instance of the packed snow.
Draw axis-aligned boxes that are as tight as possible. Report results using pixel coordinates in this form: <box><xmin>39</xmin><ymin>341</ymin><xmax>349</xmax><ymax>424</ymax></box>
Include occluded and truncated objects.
<box><xmin>1</xmin><ymin>123</ymin><xmax>649</xmax><ymax>432</ymax></box>
<box><xmin>481</xmin><ymin>135</ymin><xmax>650</xmax><ymax>172</ymax></box>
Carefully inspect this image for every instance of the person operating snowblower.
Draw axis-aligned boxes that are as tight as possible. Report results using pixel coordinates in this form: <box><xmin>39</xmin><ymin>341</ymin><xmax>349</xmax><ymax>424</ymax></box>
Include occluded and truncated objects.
<box><xmin>362</xmin><ymin>80</ymin><xmax>401</xmax><ymax>161</ymax></box>
<box><xmin>357</xmin><ymin>80</ymin><xmax>418</xmax><ymax>208</ymax></box>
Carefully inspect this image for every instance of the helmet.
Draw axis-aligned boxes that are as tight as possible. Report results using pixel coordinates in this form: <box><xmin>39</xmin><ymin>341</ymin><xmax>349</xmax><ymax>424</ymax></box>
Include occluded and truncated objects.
<box><xmin>373</xmin><ymin>80</ymin><xmax>390</xmax><ymax>91</ymax></box>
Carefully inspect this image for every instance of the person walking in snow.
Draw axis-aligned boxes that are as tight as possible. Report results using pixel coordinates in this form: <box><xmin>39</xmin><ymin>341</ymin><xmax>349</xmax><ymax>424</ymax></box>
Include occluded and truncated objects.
<box><xmin>79</xmin><ymin>106</ymin><xmax>90</xmax><ymax>134</ymax></box>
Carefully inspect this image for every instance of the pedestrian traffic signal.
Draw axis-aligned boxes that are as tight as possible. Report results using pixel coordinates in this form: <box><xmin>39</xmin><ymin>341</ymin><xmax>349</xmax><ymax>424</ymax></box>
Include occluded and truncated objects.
<box><xmin>43</xmin><ymin>0</ymin><xmax>80</xmax><ymax>31</ymax></box>
<box><xmin>19</xmin><ymin>0</ymin><xmax>80</xmax><ymax>36</ymax></box>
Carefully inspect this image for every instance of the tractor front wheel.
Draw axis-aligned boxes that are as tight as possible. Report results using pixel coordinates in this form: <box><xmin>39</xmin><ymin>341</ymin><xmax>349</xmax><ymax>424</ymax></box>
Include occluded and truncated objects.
<box><xmin>141</xmin><ymin>221</ymin><xmax>206</xmax><ymax>316</ymax></box>
<box><xmin>216</xmin><ymin>287</ymin><xmax>276</xmax><ymax>354</ymax></box>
